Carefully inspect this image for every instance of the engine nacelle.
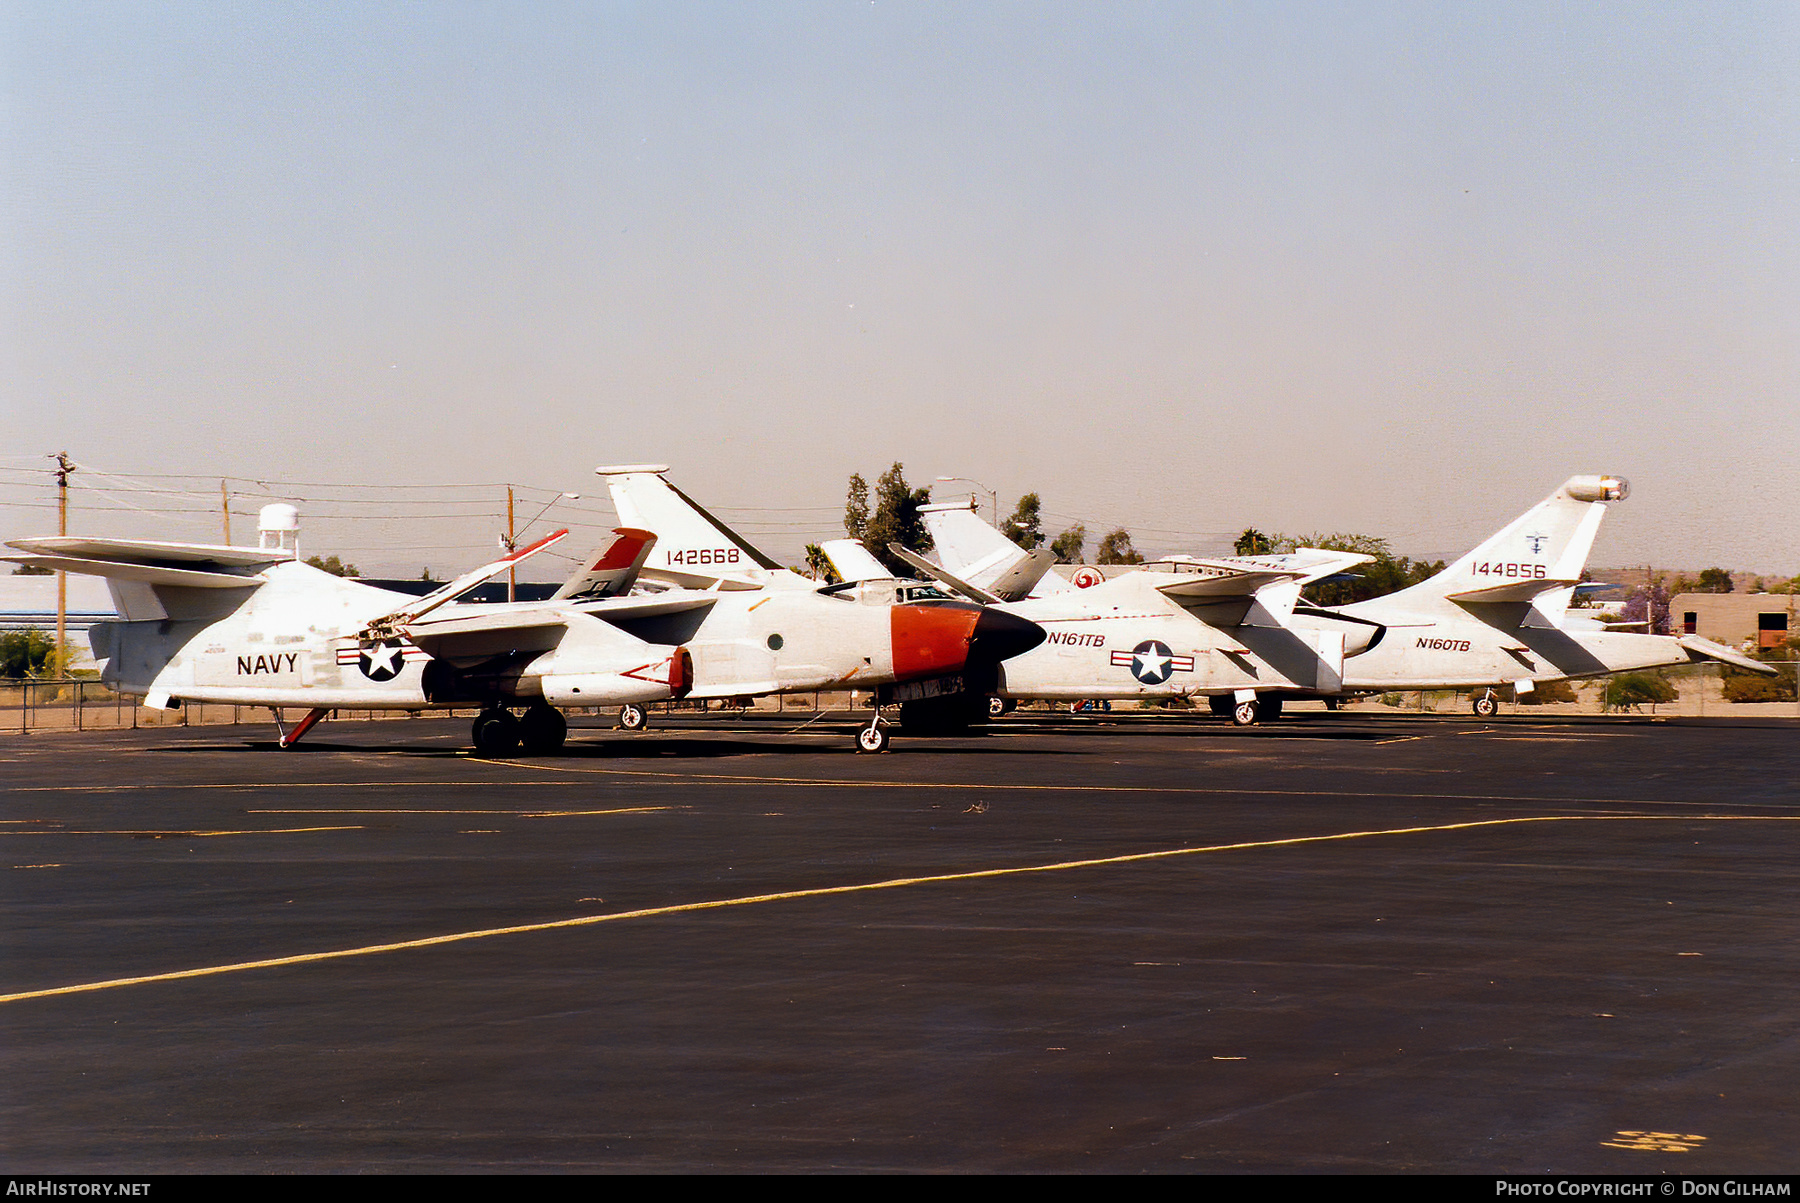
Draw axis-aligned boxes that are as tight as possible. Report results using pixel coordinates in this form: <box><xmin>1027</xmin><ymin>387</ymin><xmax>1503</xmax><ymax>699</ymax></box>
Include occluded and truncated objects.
<box><xmin>1563</xmin><ymin>475</ymin><xmax>1629</xmax><ymax>503</ymax></box>
<box><xmin>539</xmin><ymin>648</ymin><xmax>692</xmax><ymax>706</ymax></box>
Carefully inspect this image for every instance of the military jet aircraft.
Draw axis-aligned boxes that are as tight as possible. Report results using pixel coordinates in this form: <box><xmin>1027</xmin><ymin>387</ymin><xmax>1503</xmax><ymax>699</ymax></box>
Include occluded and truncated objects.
<box><xmin>600</xmin><ymin>465</ymin><xmax>1046</xmax><ymax>736</ymax></box>
<box><xmin>6</xmin><ymin>500</ymin><xmax>1045</xmax><ymax>754</ymax></box>
<box><xmin>914</xmin><ymin>475</ymin><xmax>1773</xmax><ymax>722</ymax></box>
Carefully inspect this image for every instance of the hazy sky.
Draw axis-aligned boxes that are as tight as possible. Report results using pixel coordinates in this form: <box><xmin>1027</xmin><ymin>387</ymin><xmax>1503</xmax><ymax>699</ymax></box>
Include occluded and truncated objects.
<box><xmin>4</xmin><ymin>2</ymin><xmax>1796</xmax><ymax>577</ymax></box>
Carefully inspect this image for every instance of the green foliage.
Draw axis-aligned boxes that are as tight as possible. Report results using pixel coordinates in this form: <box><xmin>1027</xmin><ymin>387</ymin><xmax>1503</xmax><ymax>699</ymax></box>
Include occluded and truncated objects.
<box><xmin>1096</xmin><ymin>529</ymin><xmax>1144</xmax><ymax>565</ymax></box>
<box><xmin>844</xmin><ymin>474</ymin><xmax>870</xmax><ymax>541</ymax></box>
<box><xmin>1502</xmin><ymin>679</ymin><xmax>1577</xmax><ymax>704</ymax></box>
<box><xmin>1720</xmin><ymin>646</ymin><xmax>1797</xmax><ymax>703</ymax></box>
<box><xmin>304</xmin><ymin>554</ymin><xmax>359</xmax><ymax>578</ymax></box>
<box><xmin>1694</xmin><ymin>567</ymin><xmax>1734</xmax><ymax>594</ymax></box>
<box><xmin>803</xmin><ymin>543</ymin><xmax>839</xmax><ymax>583</ymax></box>
<box><xmin>1050</xmin><ymin>524</ymin><xmax>1086</xmax><ymax>564</ymax></box>
<box><xmin>844</xmin><ymin>464</ymin><xmax>931</xmax><ymax>575</ymax></box>
<box><xmin>1765</xmin><ymin>574</ymin><xmax>1800</xmax><ymax>595</ymax></box>
<box><xmin>11</xmin><ymin>563</ymin><xmax>53</xmax><ymax>576</ymax></box>
<box><xmin>0</xmin><ymin>628</ymin><xmax>58</xmax><ymax>678</ymax></box>
<box><xmin>1603</xmin><ymin>672</ymin><xmax>1678</xmax><ymax>709</ymax></box>
<box><xmin>1234</xmin><ymin>529</ymin><xmax>1273</xmax><ymax>556</ymax></box>
<box><xmin>1267</xmin><ymin>531</ymin><xmax>1444</xmax><ymax>605</ymax></box>
<box><xmin>1000</xmin><ymin>493</ymin><xmax>1045</xmax><ymax>551</ymax></box>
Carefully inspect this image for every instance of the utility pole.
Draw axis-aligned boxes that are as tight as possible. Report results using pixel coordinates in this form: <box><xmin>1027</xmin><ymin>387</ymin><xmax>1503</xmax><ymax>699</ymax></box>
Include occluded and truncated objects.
<box><xmin>52</xmin><ymin>452</ymin><xmax>74</xmax><ymax>677</ymax></box>
<box><xmin>220</xmin><ymin>479</ymin><xmax>231</xmax><ymax>544</ymax></box>
<box><xmin>506</xmin><ymin>485</ymin><xmax>517</xmax><ymax>603</ymax></box>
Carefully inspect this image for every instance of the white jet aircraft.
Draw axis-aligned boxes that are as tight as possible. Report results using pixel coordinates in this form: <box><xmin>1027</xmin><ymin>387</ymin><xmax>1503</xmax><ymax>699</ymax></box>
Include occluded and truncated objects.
<box><xmin>7</xmin><ymin>499</ymin><xmax>1045</xmax><ymax>754</ymax></box>
<box><xmin>914</xmin><ymin>476</ymin><xmax>1772</xmax><ymax>722</ymax></box>
<box><xmin>600</xmin><ymin>465</ymin><xmax>1046</xmax><ymax>736</ymax></box>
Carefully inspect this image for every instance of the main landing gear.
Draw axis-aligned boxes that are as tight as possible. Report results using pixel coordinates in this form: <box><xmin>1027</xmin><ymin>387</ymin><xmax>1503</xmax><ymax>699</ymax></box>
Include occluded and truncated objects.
<box><xmin>1472</xmin><ymin>689</ymin><xmax>1499</xmax><ymax>718</ymax></box>
<box><xmin>472</xmin><ymin>702</ymin><xmax>568</xmax><ymax>756</ymax></box>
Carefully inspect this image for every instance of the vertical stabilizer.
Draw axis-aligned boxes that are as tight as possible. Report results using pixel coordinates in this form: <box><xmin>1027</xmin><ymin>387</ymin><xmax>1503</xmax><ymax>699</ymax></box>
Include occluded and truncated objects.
<box><xmin>1354</xmin><ymin>475</ymin><xmax>1627</xmax><ymax>613</ymax></box>
<box><xmin>552</xmin><ymin>528</ymin><xmax>658</xmax><ymax>600</ymax></box>
<box><xmin>919</xmin><ymin>501</ymin><xmax>1068</xmax><ymax>598</ymax></box>
<box><xmin>598</xmin><ymin>465</ymin><xmax>812</xmax><ymax>591</ymax></box>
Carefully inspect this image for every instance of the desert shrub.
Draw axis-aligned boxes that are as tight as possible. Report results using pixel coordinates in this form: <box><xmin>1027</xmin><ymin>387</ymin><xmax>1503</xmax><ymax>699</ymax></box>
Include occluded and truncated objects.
<box><xmin>1603</xmin><ymin>673</ymin><xmax>1677</xmax><ymax>709</ymax></box>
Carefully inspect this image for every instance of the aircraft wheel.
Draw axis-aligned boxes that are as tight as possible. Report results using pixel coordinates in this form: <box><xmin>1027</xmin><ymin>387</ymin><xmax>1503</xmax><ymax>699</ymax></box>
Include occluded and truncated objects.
<box><xmin>1472</xmin><ymin>694</ymin><xmax>1498</xmax><ymax>718</ymax></box>
<box><xmin>618</xmin><ymin>703</ymin><xmax>648</xmax><ymax>732</ymax></box>
<box><xmin>987</xmin><ymin>696</ymin><xmax>1013</xmax><ymax>719</ymax></box>
<box><xmin>855</xmin><ymin>724</ymin><xmax>890</xmax><ymax>754</ymax></box>
<box><xmin>1208</xmin><ymin>696</ymin><xmax>1234</xmax><ymax>718</ymax></box>
<box><xmin>1255</xmin><ymin>696</ymin><xmax>1284</xmax><ymax>723</ymax></box>
<box><xmin>519</xmin><ymin>704</ymin><xmax>567</xmax><ymax>754</ymax></box>
<box><xmin>1231</xmin><ymin>699</ymin><xmax>1259</xmax><ymax>727</ymax></box>
<box><xmin>472</xmin><ymin>709</ymin><xmax>521</xmax><ymax>757</ymax></box>
<box><xmin>1323</xmin><ymin>697</ymin><xmax>1341</xmax><ymax>712</ymax></box>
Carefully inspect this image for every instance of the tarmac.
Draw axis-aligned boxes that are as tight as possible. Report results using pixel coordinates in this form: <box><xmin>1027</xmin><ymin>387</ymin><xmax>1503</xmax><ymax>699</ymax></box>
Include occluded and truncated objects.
<box><xmin>2</xmin><ymin>709</ymin><xmax>1797</xmax><ymax>1173</ymax></box>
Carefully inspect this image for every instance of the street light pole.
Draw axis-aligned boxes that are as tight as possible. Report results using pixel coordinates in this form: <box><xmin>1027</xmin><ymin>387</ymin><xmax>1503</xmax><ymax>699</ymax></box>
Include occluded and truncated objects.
<box><xmin>936</xmin><ymin>476</ymin><xmax>998</xmax><ymax>525</ymax></box>
<box><xmin>52</xmin><ymin>452</ymin><xmax>73</xmax><ymax>677</ymax></box>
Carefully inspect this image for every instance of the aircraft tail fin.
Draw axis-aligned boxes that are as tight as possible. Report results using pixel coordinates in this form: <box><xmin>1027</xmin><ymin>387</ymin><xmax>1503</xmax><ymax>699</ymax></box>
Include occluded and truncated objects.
<box><xmin>599</xmin><ymin>464</ymin><xmax>812</xmax><ymax>591</ymax></box>
<box><xmin>919</xmin><ymin>501</ymin><xmax>1067</xmax><ymax>598</ymax></box>
<box><xmin>818</xmin><ymin>538</ymin><xmax>892</xmax><ymax>584</ymax></box>
<box><xmin>1353</xmin><ymin>475</ymin><xmax>1628</xmax><ymax>618</ymax></box>
<box><xmin>552</xmin><ymin>528</ymin><xmax>658</xmax><ymax>600</ymax></box>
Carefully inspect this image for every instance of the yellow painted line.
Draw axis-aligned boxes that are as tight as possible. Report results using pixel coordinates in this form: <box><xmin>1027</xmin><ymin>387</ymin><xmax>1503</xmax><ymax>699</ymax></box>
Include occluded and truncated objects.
<box><xmin>242</xmin><ymin>806</ymin><xmax>676</xmax><ymax>818</ymax></box>
<box><xmin>0</xmin><ymin>826</ymin><xmax>363</xmax><ymax>838</ymax></box>
<box><xmin>3</xmin><ymin>813</ymin><xmax>1793</xmax><ymax>1006</ymax></box>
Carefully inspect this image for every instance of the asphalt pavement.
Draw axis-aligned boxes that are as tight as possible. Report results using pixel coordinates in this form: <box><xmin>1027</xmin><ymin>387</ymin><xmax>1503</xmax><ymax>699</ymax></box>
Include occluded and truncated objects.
<box><xmin>3</xmin><ymin>709</ymin><xmax>1796</xmax><ymax>1172</ymax></box>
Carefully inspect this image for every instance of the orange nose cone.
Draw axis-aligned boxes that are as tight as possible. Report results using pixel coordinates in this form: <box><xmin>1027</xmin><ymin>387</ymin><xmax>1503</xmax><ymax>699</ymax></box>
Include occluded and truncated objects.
<box><xmin>890</xmin><ymin>604</ymin><xmax>981</xmax><ymax>680</ymax></box>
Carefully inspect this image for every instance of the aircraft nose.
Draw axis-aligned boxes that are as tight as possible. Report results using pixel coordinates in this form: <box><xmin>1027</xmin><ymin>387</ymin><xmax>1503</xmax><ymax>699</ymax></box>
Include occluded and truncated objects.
<box><xmin>889</xmin><ymin>603</ymin><xmax>981</xmax><ymax>680</ymax></box>
<box><xmin>889</xmin><ymin>604</ymin><xmax>1046</xmax><ymax>680</ymax></box>
<box><xmin>967</xmin><ymin>607</ymin><xmax>1046</xmax><ymax>664</ymax></box>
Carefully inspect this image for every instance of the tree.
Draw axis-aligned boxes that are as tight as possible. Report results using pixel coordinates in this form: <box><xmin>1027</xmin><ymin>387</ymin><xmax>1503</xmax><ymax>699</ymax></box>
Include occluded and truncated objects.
<box><xmin>420</xmin><ymin>567</ymin><xmax>439</xmax><ymax>583</ymax></box>
<box><xmin>1050</xmin><ymin>524</ymin><xmax>1086</xmax><ymax>564</ymax></box>
<box><xmin>1096</xmin><ymin>529</ymin><xmax>1144</xmax><ymax>565</ymax></box>
<box><xmin>305</xmin><ymin>554</ymin><xmax>359</xmax><ymax>578</ymax></box>
<box><xmin>1234</xmin><ymin>529</ymin><xmax>1273</xmax><ymax>556</ymax></box>
<box><xmin>1000</xmin><ymin>494</ymin><xmax>1045</xmax><ymax>551</ymax></box>
<box><xmin>803</xmin><ymin>543</ymin><xmax>839</xmax><ymax>583</ymax></box>
<box><xmin>1269</xmin><ymin>531</ymin><xmax>1443</xmax><ymax>606</ymax></box>
<box><xmin>844</xmin><ymin>474</ymin><xmax>870</xmax><ymax>541</ymax></box>
<box><xmin>11</xmin><ymin>563</ymin><xmax>52</xmax><ymax>576</ymax></box>
<box><xmin>0</xmin><ymin>628</ymin><xmax>58</xmax><ymax>678</ymax></box>
<box><xmin>1603</xmin><ymin>672</ymin><xmax>1678</xmax><ymax>710</ymax></box>
<box><xmin>1619</xmin><ymin>584</ymin><xmax>1672</xmax><ymax>635</ymax></box>
<box><xmin>844</xmin><ymin>463</ymin><xmax>932</xmax><ymax>575</ymax></box>
<box><xmin>1694</xmin><ymin>567</ymin><xmax>1735</xmax><ymax>594</ymax></box>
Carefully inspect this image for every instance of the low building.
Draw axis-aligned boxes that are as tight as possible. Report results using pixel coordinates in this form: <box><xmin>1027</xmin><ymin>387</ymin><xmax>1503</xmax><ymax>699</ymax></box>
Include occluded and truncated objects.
<box><xmin>1671</xmin><ymin>593</ymin><xmax>1796</xmax><ymax>651</ymax></box>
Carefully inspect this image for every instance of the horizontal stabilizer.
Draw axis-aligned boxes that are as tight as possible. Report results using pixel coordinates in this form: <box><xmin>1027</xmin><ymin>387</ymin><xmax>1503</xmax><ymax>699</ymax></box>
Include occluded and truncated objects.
<box><xmin>1446</xmin><ymin>577</ymin><xmax>1582</xmax><ymax>604</ymax></box>
<box><xmin>1678</xmin><ymin>635</ymin><xmax>1778</xmax><ymax>675</ymax></box>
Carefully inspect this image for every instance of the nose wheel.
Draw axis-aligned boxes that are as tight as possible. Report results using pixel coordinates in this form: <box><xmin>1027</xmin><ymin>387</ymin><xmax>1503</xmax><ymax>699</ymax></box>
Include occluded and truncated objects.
<box><xmin>617</xmin><ymin>703</ymin><xmax>648</xmax><ymax>731</ymax></box>
<box><xmin>1231</xmin><ymin>699</ymin><xmax>1259</xmax><ymax>726</ymax></box>
<box><xmin>855</xmin><ymin>718</ymin><xmax>890</xmax><ymax>753</ymax></box>
<box><xmin>1472</xmin><ymin>690</ymin><xmax>1499</xmax><ymax>718</ymax></box>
